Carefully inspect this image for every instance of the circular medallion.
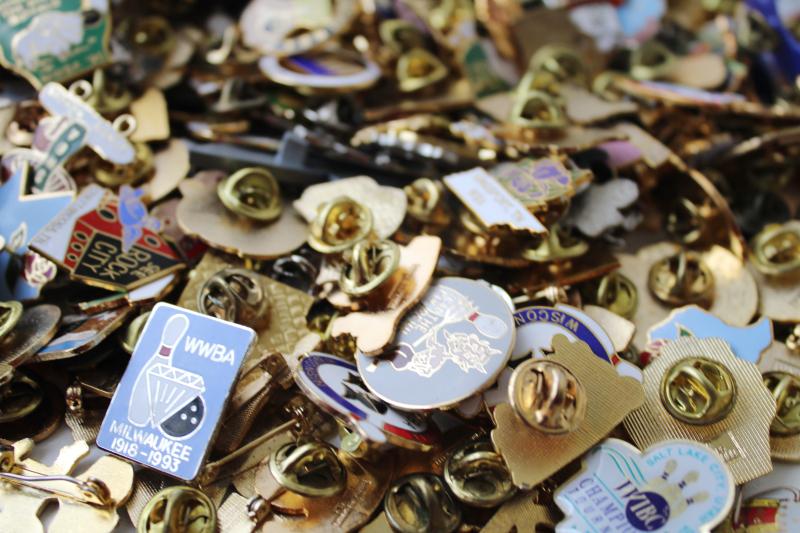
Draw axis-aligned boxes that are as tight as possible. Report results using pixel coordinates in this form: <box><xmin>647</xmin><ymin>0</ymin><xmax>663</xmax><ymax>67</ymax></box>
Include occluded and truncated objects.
<box><xmin>356</xmin><ymin>277</ymin><xmax>514</xmax><ymax>410</ymax></box>
<box><xmin>296</xmin><ymin>353</ymin><xmax>438</xmax><ymax>449</ymax></box>
<box><xmin>511</xmin><ymin>304</ymin><xmax>615</xmax><ymax>363</ymax></box>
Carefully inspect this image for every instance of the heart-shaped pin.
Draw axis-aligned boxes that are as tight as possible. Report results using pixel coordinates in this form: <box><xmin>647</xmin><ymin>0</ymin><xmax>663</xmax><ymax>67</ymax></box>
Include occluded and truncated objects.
<box><xmin>555</xmin><ymin>438</ymin><xmax>734</xmax><ymax>533</ymax></box>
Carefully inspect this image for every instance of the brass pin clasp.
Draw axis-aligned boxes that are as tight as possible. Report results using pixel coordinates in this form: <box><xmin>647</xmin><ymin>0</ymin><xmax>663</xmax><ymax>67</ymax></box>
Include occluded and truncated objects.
<box><xmin>522</xmin><ymin>224</ymin><xmax>588</xmax><ymax>263</ymax></box>
<box><xmin>308</xmin><ymin>197</ymin><xmax>373</xmax><ymax>254</ymax></box>
<box><xmin>0</xmin><ymin>301</ymin><xmax>22</xmax><ymax>343</ymax></box>
<box><xmin>0</xmin><ymin>364</ymin><xmax>42</xmax><ymax>423</ymax></box>
<box><xmin>197</xmin><ymin>268</ymin><xmax>268</xmax><ymax>328</ymax></box>
<box><xmin>404</xmin><ymin>178</ymin><xmax>444</xmax><ymax>224</ymax></box>
<box><xmin>660</xmin><ymin>357</ymin><xmax>737</xmax><ymax>425</ymax></box>
<box><xmin>595</xmin><ymin>272</ymin><xmax>638</xmax><ymax>319</ymax></box>
<box><xmin>763</xmin><ymin>372</ymin><xmax>800</xmax><ymax>436</ymax></box>
<box><xmin>509</xmin><ymin>359</ymin><xmax>587</xmax><ymax>434</ymax></box>
<box><xmin>217</xmin><ymin>167</ymin><xmax>282</xmax><ymax>222</ymax></box>
<box><xmin>339</xmin><ymin>239</ymin><xmax>400</xmax><ymax>297</ymax></box>
<box><xmin>384</xmin><ymin>473</ymin><xmax>462</xmax><ymax>533</ymax></box>
<box><xmin>751</xmin><ymin>222</ymin><xmax>800</xmax><ymax>277</ymax></box>
<box><xmin>443</xmin><ymin>439</ymin><xmax>516</xmax><ymax>508</ymax></box>
<box><xmin>648</xmin><ymin>250</ymin><xmax>714</xmax><ymax>307</ymax></box>
<box><xmin>629</xmin><ymin>40</ymin><xmax>676</xmax><ymax>81</ymax></box>
<box><xmin>138</xmin><ymin>486</ymin><xmax>216</xmax><ymax>533</ymax></box>
<box><xmin>268</xmin><ymin>441</ymin><xmax>346</xmax><ymax>498</ymax></box>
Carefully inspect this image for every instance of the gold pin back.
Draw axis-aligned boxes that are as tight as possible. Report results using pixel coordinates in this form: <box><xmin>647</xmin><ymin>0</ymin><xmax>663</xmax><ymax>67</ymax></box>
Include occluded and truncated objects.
<box><xmin>492</xmin><ymin>335</ymin><xmax>643</xmax><ymax>489</ymax></box>
<box><xmin>384</xmin><ymin>473</ymin><xmax>461</xmax><ymax>533</ymax></box>
<box><xmin>217</xmin><ymin>167</ymin><xmax>282</xmax><ymax>223</ymax></box>
<box><xmin>509</xmin><ymin>359</ymin><xmax>587</xmax><ymax>434</ymax></box>
<box><xmin>137</xmin><ymin>486</ymin><xmax>216</xmax><ymax>533</ymax></box>
<box><xmin>763</xmin><ymin>372</ymin><xmax>800</xmax><ymax>437</ymax></box>
<box><xmin>660</xmin><ymin>357</ymin><xmax>737</xmax><ymax>425</ymax></box>
<box><xmin>0</xmin><ymin>301</ymin><xmax>23</xmax><ymax>343</ymax></box>
<box><xmin>308</xmin><ymin>197</ymin><xmax>373</xmax><ymax>254</ymax></box>
<box><xmin>197</xmin><ymin>267</ymin><xmax>269</xmax><ymax>328</ymax></box>
<box><xmin>268</xmin><ymin>441</ymin><xmax>346</xmax><ymax>498</ymax></box>
<box><xmin>339</xmin><ymin>239</ymin><xmax>400</xmax><ymax>297</ymax></box>
<box><xmin>595</xmin><ymin>271</ymin><xmax>638</xmax><ymax>319</ymax></box>
<box><xmin>443</xmin><ymin>439</ymin><xmax>516</xmax><ymax>508</ymax></box>
<box><xmin>751</xmin><ymin>221</ymin><xmax>800</xmax><ymax>277</ymax></box>
<box><xmin>624</xmin><ymin>337</ymin><xmax>776</xmax><ymax>484</ymax></box>
<box><xmin>648</xmin><ymin>250</ymin><xmax>714</xmax><ymax>308</ymax></box>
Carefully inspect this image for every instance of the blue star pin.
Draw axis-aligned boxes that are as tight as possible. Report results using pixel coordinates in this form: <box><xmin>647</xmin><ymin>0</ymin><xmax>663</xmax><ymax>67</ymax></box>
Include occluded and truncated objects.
<box><xmin>0</xmin><ymin>162</ymin><xmax>74</xmax><ymax>300</ymax></box>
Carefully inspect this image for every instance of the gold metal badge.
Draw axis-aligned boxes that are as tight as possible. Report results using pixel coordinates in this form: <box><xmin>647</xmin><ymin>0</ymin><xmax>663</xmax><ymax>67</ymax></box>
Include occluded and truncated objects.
<box><xmin>491</xmin><ymin>335</ymin><xmax>643</xmax><ymax>489</ymax></box>
<box><xmin>624</xmin><ymin>337</ymin><xmax>776</xmax><ymax>484</ymax></box>
<box><xmin>178</xmin><ymin>253</ymin><xmax>314</xmax><ymax>357</ymax></box>
<box><xmin>328</xmin><ymin>235</ymin><xmax>441</xmax><ymax>355</ymax></box>
<box><xmin>177</xmin><ymin>170</ymin><xmax>307</xmax><ymax>259</ymax></box>
<box><xmin>294</xmin><ymin>176</ymin><xmax>407</xmax><ymax>240</ymax></box>
<box><xmin>618</xmin><ymin>243</ymin><xmax>757</xmax><ymax>350</ymax></box>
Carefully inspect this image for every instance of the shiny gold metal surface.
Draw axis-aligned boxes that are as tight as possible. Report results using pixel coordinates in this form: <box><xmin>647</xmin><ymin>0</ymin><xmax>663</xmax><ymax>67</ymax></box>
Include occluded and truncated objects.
<box><xmin>268</xmin><ymin>441</ymin><xmax>346</xmax><ymax>498</ymax></box>
<box><xmin>763</xmin><ymin>371</ymin><xmax>800</xmax><ymax>436</ymax></box>
<box><xmin>217</xmin><ymin>167</ymin><xmax>282</xmax><ymax>223</ymax></box>
<box><xmin>384</xmin><ymin>474</ymin><xmax>461</xmax><ymax>533</ymax></box>
<box><xmin>138</xmin><ymin>486</ymin><xmax>216</xmax><ymax>533</ymax></box>
<box><xmin>443</xmin><ymin>439</ymin><xmax>515</xmax><ymax>508</ymax></box>
<box><xmin>197</xmin><ymin>267</ymin><xmax>269</xmax><ymax>328</ymax></box>
<box><xmin>308</xmin><ymin>197</ymin><xmax>373</xmax><ymax>254</ymax></box>
<box><xmin>339</xmin><ymin>239</ymin><xmax>400</xmax><ymax>297</ymax></box>
<box><xmin>648</xmin><ymin>250</ymin><xmax>714</xmax><ymax>308</ymax></box>
<box><xmin>751</xmin><ymin>221</ymin><xmax>800</xmax><ymax>277</ymax></box>
<box><xmin>509</xmin><ymin>359</ymin><xmax>586</xmax><ymax>434</ymax></box>
<box><xmin>661</xmin><ymin>357</ymin><xmax>737</xmax><ymax>425</ymax></box>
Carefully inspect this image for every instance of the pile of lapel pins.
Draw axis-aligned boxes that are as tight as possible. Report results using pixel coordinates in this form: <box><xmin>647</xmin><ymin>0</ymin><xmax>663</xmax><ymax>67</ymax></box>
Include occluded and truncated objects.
<box><xmin>0</xmin><ymin>0</ymin><xmax>799</xmax><ymax>531</ymax></box>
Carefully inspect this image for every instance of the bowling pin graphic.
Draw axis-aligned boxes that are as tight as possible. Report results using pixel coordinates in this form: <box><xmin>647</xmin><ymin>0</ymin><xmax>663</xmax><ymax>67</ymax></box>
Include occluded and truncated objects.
<box><xmin>466</xmin><ymin>311</ymin><xmax>508</xmax><ymax>339</ymax></box>
<box><xmin>128</xmin><ymin>314</ymin><xmax>189</xmax><ymax>427</ymax></box>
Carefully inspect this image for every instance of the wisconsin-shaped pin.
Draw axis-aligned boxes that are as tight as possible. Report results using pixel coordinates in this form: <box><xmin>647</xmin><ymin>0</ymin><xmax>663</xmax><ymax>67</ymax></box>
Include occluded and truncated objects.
<box><xmin>555</xmin><ymin>438</ymin><xmax>734</xmax><ymax>533</ymax></box>
<box><xmin>97</xmin><ymin>302</ymin><xmax>255</xmax><ymax>480</ymax></box>
<box><xmin>648</xmin><ymin>305</ymin><xmax>772</xmax><ymax>364</ymax></box>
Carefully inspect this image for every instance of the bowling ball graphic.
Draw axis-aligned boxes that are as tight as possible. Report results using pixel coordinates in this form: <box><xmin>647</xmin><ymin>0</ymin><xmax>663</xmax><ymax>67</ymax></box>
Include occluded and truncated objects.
<box><xmin>160</xmin><ymin>396</ymin><xmax>205</xmax><ymax>439</ymax></box>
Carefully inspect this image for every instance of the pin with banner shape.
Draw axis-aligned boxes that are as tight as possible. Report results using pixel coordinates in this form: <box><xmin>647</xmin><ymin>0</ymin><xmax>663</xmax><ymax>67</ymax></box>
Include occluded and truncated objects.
<box><xmin>96</xmin><ymin>302</ymin><xmax>255</xmax><ymax>480</ymax></box>
<box><xmin>555</xmin><ymin>438</ymin><xmax>734</xmax><ymax>533</ymax></box>
<box><xmin>648</xmin><ymin>305</ymin><xmax>773</xmax><ymax>364</ymax></box>
<box><xmin>444</xmin><ymin>167</ymin><xmax>547</xmax><ymax>235</ymax></box>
